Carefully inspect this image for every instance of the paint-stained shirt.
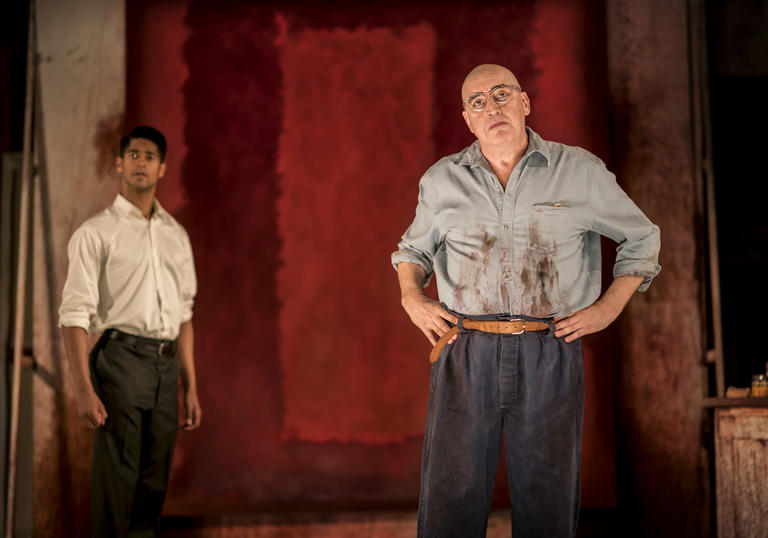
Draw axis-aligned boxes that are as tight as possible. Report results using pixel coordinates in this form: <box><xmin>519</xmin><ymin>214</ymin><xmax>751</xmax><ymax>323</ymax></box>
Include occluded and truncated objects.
<box><xmin>59</xmin><ymin>194</ymin><xmax>197</xmax><ymax>340</ymax></box>
<box><xmin>391</xmin><ymin>128</ymin><xmax>660</xmax><ymax>317</ymax></box>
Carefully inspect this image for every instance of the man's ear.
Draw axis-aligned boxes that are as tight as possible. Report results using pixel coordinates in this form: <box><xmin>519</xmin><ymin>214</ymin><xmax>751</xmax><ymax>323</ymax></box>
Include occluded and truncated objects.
<box><xmin>462</xmin><ymin>110</ymin><xmax>474</xmax><ymax>134</ymax></box>
<box><xmin>158</xmin><ymin>162</ymin><xmax>167</xmax><ymax>179</ymax></box>
<box><xmin>115</xmin><ymin>155</ymin><xmax>123</xmax><ymax>173</ymax></box>
<box><xmin>522</xmin><ymin>91</ymin><xmax>531</xmax><ymax>117</ymax></box>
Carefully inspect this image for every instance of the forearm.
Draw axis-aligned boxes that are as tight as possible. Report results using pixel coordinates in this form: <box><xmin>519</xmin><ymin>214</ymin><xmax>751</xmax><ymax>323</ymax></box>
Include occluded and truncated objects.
<box><xmin>595</xmin><ymin>275</ymin><xmax>644</xmax><ymax>317</ymax></box>
<box><xmin>177</xmin><ymin>320</ymin><xmax>198</xmax><ymax>394</ymax></box>
<box><xmin>397</xmin><ymin>262</ymin><xmax>457</xmax><ymax>344</ymax></box>
<box><xmin>61</xmin><ymin>326</ymin><xmax>94</xmax><ymax>393</ymax></box>
<box><xmin>397</xmin><ymin>262</ymin><xmax>428</xmax><ymax>301</ymax></box>
<box><xmin>554</xmin><ymin>275</ymin><xmax>644</xmax><ymax>341</ymax></box>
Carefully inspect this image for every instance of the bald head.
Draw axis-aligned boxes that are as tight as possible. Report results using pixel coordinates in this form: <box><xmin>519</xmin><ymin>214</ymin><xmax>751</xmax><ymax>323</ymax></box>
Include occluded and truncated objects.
<box><xmin>459</xmin><ymin>63</ymin><xmax>531</xmax><ymax>150</ymax></box>
<box><xmin>461</xmin><ymin>64</ymin><xmax>521</xmax><ymax>100</ymax></box>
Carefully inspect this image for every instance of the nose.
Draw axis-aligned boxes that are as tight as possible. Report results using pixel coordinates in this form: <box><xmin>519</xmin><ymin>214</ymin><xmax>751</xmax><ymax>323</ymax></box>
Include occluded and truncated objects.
<box><xmin>486</xmin><ymin>98</ymin><xmax>502</xmax><ymax>115</ymax></box>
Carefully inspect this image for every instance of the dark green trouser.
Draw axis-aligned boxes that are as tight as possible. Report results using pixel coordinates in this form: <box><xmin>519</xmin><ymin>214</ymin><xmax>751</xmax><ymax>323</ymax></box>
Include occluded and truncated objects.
<box><xmin>89</xmin><ymin>333</ymin><xmax>179</xmax><ymax>538</ymax></box>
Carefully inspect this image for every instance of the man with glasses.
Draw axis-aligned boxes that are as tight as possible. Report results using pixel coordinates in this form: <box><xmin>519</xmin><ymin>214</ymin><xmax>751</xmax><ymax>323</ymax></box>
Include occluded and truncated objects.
<box><xmin>392</xmin><ymin>64</ymin><xmax>660</xmax><ymax>537</ymax></box>
<box><xmin>59</xmin><ymin>126</ymin><xmax>202</xmax><ymax>537</ymax></box>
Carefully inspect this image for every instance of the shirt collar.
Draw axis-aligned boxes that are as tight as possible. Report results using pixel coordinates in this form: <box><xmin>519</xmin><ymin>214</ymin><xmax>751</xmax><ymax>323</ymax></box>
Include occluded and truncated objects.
<box><xmin>113</xmin><ymin>193</ymin><xmax>168</xmax><ymax>221</ymax></box>
<box><xmin>458</xmin><ymin>126</ymin><xmax>550</xmax><ymax>168</ymax></box>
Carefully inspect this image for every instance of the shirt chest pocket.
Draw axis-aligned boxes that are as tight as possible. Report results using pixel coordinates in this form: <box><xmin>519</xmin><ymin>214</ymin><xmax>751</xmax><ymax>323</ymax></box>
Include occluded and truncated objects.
<box><xmin>528</xmin><ymin>202</ymin><xmax>571</xmax><ymax>253</ymax></box>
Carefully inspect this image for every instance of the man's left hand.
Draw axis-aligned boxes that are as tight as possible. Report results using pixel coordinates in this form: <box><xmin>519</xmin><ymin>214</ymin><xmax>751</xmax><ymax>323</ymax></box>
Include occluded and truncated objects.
<box><xmin>554</xmin><ymin>301</ymin><xmax>618</xmax><ymax>343</ymax></box>
<box><xmin>181</xmin><ymin>389</ymin><xmax>202</xmax><ymax>432</ymax></box>
<box><xmin>554</xmin><ymin>275</ymin><xmax>644</xmax><ymax>342</ymax></box>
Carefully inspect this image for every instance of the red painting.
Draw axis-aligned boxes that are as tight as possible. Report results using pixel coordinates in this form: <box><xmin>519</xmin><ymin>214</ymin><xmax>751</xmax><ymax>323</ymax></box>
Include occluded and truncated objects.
<box><xmin>126</xmin><ymin>0</ymin><xmax>615</xmax><ymax>513</ymax></box>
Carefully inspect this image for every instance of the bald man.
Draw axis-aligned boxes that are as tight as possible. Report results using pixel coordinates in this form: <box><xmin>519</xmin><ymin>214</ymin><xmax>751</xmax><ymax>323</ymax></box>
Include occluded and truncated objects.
<box><xmin>392</xmin><ymin>64</ymin><xmax>660</xmax><ymax>537</ymax></box>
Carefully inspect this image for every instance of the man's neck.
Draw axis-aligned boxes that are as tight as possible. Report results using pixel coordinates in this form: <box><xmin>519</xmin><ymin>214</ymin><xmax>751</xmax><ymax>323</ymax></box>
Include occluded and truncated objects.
<box><xmin>478</xmin><ymin>132</ymin><xmax>529</xmax><ymax>189</ymax></box>
<box><xmin>120</xmin><ymin>188</ymin><xmax>156</xmax><ymax>219</ymax></box>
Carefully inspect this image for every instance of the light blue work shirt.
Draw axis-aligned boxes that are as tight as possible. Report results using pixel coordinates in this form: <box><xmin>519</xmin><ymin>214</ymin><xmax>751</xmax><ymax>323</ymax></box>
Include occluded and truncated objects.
<box><xmin>391</xmin><ymin>128</ymin><xmax>661</xmax><ymax>317</ymax></box>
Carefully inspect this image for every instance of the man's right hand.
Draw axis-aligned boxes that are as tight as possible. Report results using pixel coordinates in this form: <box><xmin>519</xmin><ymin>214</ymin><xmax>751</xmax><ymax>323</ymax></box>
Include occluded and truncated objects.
<box><xmin>76</xmin><ymin>389</ymin><xmax>108</xmax><ymax>429</ymax></box>
<box><xmin>62</xmin><ymin>326</ymin><xmax>107</xmax><ymax>428</ymax></box>
<box><xmin>401</xmin><ymin>292</ymin><xmax>459</xmax><ymax>346</ymax></box>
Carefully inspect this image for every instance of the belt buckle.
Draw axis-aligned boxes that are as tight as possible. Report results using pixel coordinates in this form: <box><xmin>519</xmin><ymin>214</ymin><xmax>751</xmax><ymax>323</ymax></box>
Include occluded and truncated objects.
<box><xmin>509</xmin><ymin>319</ymin><xmax>526</xmax><ymax>335</ymax></box>
<box><xmin>158</xmin><ymin>342</ymin><xmax>165</xmax><ymax>356</ymax></box>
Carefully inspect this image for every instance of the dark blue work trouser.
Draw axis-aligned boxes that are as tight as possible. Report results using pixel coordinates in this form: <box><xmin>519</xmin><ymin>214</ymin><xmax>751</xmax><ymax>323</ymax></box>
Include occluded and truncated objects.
<box><xmin>417</xmin><ymin>314</ymin><xmax>584</xmax><ymax>538</ymax></box>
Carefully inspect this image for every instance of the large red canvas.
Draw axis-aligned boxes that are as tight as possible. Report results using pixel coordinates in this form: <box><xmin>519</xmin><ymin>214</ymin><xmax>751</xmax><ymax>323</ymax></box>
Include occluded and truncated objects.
<box><xmin>126</xmin><ymin>0</ymin><xmax>616</xmax><ymax>513</ymax></box>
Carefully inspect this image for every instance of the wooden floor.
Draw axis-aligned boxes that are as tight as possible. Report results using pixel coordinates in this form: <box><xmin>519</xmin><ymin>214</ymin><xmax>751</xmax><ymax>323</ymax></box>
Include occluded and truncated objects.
<box><xmin>159</xmin><ymin>509</ymin><xmax>619</xmax><ymax>537</ymax></box>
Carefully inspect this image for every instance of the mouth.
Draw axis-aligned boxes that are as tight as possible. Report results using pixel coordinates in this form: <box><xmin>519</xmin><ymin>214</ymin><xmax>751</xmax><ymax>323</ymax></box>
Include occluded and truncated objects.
<box><xmin>488</xmin><ymin>120</ymin><xmax>508</xmax><ymax>131</ymax></box>
<box><xmin>132</xmin><ymin>172</ymin><xmax>147</xmax><ymax>178</ymax></box>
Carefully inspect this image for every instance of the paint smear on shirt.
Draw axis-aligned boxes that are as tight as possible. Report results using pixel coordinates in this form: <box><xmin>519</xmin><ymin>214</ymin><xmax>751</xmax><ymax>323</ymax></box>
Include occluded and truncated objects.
<box><xmin>452</xmin><ymin>219</ymin><xmax>560</xmax><ymax>317</ymax></box>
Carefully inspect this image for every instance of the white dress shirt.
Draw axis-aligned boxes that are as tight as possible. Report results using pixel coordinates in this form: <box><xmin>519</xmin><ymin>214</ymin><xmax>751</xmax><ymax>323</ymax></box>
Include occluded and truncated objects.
<box><xmin>59</xmin><ymin>194</ymin><xmax>197</xmax><ymax>340</ymax></box>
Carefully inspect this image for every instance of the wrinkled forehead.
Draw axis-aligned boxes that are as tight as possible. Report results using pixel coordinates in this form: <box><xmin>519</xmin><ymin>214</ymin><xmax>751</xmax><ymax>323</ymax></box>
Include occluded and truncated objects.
<box><xmin>461</xmin><ymin>68</ymin><xmax>520</xmax><ymax>99</ymax></box>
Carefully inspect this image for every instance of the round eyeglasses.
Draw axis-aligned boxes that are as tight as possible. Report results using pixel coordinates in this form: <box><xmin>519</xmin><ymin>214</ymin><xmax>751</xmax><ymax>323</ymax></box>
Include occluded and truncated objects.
<box><xmin>463</xmin><ymin>84</ymin><xmax>522</xmax><ymax>112</ymax></box>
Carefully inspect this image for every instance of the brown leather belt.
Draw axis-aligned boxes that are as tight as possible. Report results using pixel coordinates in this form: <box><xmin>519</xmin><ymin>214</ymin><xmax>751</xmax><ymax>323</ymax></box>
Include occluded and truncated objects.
<box><xmin>429</xmin><ymin>319</ymin><xmax>550</xmax><ymax>363</ymax></box>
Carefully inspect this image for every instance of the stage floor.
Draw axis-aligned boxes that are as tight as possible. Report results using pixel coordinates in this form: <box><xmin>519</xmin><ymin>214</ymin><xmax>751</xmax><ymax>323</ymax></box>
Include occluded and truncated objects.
<box><xmin>159</xmin><ymin>509</ymin><xmax>620</xmax><ymax>537</ymax></box>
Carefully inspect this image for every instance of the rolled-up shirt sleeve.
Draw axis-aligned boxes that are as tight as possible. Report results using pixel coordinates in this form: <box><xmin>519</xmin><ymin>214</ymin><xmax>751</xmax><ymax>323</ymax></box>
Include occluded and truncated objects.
<box><xmin>588</xmin><ymin>162</ymin><xmax>661</xmax><ymax>292</ymax></box>
<box><xmin>58</xmin><ymin>226</ymin><xmax>102</xmax><ymax>331</ymax></box>
<box><xmin>178</xmin><ymin>229</ymin><xmax>197</xmax><ymax>324</ymax></box>
<box><xmin>391</xmin><ymin>174</ymin><xmax>441</xmax><ymax>286</ymax></box>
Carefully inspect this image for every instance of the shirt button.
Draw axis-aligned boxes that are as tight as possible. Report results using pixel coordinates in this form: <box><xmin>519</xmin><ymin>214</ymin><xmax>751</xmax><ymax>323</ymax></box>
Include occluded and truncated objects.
<box><xmin>503</xmin><ymin>224</ymin><xmax>509</xmax><ymax>230</ymax></box>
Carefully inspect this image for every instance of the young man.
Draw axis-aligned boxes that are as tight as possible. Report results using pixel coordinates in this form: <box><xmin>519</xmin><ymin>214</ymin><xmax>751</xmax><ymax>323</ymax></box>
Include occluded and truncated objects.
<box><xmin>59</xmin><ymin>126</ymin><xmax>201</xmax><ymax>537</ymax></box>
<box><xmin>392</xmin><ymin>64</ymin><xmax>660</xmax><ymax>537</ymax></box>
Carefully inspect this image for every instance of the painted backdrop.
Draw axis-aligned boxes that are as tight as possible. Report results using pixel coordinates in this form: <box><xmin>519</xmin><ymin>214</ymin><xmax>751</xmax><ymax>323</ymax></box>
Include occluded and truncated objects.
<box><xmin>126</xmin><ymin>0</ymin><xmax>617</xmax><ymax>513</ymax></box>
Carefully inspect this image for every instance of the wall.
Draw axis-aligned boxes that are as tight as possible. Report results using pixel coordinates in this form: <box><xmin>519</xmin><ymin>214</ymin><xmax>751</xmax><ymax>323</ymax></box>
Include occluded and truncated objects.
<box><xmin>606</xmin><ymin>0</ymin><xmax>710</xmax><ymax>536</ymax></box>
<box><xmin>32</xmin><ymin>1</ymin><xmax>125</xmax><ymax>536</ymax></box>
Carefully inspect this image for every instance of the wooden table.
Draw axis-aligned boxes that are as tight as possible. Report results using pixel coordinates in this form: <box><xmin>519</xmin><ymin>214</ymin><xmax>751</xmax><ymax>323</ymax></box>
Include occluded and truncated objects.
<box><xmin>704</xmin><ymin>399</ymin><xmax>768</xmax><ymax>538</ymax></box>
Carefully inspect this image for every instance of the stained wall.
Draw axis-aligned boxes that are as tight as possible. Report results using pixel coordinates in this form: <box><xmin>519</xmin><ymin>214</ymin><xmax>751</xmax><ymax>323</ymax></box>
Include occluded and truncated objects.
<box><xmin>607</xmin><ymin>0</ymin><xmax>710</xmax><ymax>536</ymax></box>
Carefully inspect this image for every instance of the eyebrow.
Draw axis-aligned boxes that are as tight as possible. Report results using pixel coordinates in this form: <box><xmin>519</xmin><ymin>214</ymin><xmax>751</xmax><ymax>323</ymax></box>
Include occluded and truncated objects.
<box><xmin>466</xmin><ymin>84</ymin><xmax>516</xmax><ymax>101</ymax></box>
